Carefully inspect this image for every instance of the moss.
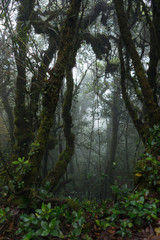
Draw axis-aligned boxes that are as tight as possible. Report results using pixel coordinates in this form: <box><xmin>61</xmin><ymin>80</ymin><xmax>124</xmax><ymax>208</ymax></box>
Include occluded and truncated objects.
<box><xmin>67</xmin><ymin>199</ymin><xmax>81</xmax><ymax>211</ymax></box>
<box><xmin>84</xmin><ymin>33</ymin><xmax>111</xmax><ymax>60</ymax></box>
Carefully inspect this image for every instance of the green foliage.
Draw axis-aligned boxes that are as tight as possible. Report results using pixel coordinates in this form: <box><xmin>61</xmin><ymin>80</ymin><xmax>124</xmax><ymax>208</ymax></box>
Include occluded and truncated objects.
<box><xmin>111</xmin><ymin>184</ymin><xmax>131</xmax><ymax>199</ymax></box>
<box><xmin>16</xmin><ymin>203</ymin><xmax>64</xmax><ymax>239</ymax></box>
<box><xmin>148</xmin><ymin>124</ymin><xmax>160</xmax><ymax>148</ymax></box>
<box><xmin>13</xmin><ymin>157</ymin><xmax>31</xmax><ymax>176</ymax></box>
<box><xmin>2</xmin><ymin>189</ymin><xmax>160</xmax><ymax>239</ymax></box>
<box><xmin>135</xmin><ymin>154</ymin><xmax>160</xmax><ymax>189</ymax></box>
<box><xmin>0</xmin><ymin>207</ymin><xmax>11</xmax><ymax>223</ymax></box>
<box><xmin>10</xmin><ymin>157</ymin><xmax>32</xmax><ymax>190</ymax></box>
<box><xmin>17</xmin><ymin>202</ymin><xmax>86</xmax><ymax>240</ymax></box>
<box><xmin>95</xmin><ymin>218</ymin><xmax>112</xmax><ymax>229</ymax></box>
<box><xmin>28</xmin><ymin>142</ymin><xmax>40</xmax><ymax>157</ymax></box>
<box><xmin>84</xmin><ymin>187</ymin><xmax>160</xmax><ymax>238</ymax></box>
<box><xmin>67</xmin><ymin>210</ymin><xmax>86</xmax><ymax>239</ymax></box>
<box><xmin>105</xmin><ymin>189</ymin><xmax>160</xmax><ymax>237</ymax></box>
<box><xmin>117</xmin><ymin>219</ymin><xmax>133</xmax><ymax>238</ymax></box>
<box><xmin>38</xmin><ymin>181</ymin><xmax>54</xmax><ymax>199</ymax></box>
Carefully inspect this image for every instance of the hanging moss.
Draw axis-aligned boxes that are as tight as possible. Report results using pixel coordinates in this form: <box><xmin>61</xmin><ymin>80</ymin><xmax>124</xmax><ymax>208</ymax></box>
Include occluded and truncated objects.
<box><xmin>84</xmin><ymin>33</ymin><xmax>111</xmax><ymax>60</ymax></box>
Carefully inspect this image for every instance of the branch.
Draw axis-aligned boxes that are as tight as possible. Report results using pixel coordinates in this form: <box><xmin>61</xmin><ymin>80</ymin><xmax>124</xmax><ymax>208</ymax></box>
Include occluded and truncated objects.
<box><xmin>118</xmin><ymin>39</ymin><xmax>147</xmax><ymax>144</ymax></box>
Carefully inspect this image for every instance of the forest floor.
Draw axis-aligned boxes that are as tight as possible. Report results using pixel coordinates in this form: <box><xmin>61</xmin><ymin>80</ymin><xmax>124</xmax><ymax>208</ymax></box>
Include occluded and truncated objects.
<box><xmin>1</xmin><ymin>196</ymin><xmax>160</xmax><ymax>240</ymax></box>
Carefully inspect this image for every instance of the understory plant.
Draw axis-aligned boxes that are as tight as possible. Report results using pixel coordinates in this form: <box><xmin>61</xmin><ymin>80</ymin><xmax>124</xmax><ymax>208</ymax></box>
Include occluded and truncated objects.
<box><xmin>103</xmin><ymin>188</ymin><xmax>160</xmax><ymax>237</ymax></box>
<box><xmin>135</xmin><ymin>154</ymin><xmax>160</xmax><ymax>191</ymax></box>
<box><xmin>2</xmin><ymin>187</ymin><xmax>160</xmax><ymax>239</ymax></box>
<box><xmin>16</xmin><ymin>202</ymin><xmax>86</xmax><ymax>240</ymax></box>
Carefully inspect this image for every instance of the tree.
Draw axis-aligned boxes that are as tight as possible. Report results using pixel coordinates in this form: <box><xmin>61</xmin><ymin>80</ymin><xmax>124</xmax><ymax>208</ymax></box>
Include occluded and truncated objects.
<box><xmin>114</xmin><ymin>0</ymin><xmax>160</xmax><ymax>152</ymax></box>
<box><xmin>0</xmin><ymin>0</ymin><xmax>82</xmax><ymax>201</ymax></box>
<box><xmin>6</xmin><ymin>0</ymin><xmax>115</xmax><ymax>199</ymax></box>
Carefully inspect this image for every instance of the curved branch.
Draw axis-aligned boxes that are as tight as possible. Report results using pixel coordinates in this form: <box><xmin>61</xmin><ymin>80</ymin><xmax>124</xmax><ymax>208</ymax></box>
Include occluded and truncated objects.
<box><xmin>118</xmin><ymin>39</ymin><xmax>147</xmax><ymax>145</ymax></box>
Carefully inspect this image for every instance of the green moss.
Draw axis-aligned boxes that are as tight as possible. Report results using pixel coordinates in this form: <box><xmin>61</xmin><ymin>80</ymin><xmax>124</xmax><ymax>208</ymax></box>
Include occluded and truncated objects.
<box><xmin>67</xmin><ymin>199</ymin><xmax>81</xmax><ymax>211</ymax></box>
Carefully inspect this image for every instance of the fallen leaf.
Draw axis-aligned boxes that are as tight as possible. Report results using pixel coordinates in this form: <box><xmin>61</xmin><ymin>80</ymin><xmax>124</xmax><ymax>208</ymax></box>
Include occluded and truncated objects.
<box><xmin>107</xmin><ymin>226</ymin><xmax>116</xmax><ymax>235</ymax></box>
<box><xmin>155</xmin><ymin>227</ymin><xmax>160</xmax><ymax>236</ymax></box>
<box><xmin>135</xmin><ymin>173</ymin><xmax>142</xmax><ymax>177</ymax></box>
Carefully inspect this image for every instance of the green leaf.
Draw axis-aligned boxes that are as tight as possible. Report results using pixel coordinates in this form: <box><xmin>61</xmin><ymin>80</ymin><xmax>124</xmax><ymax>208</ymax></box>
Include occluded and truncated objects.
<box><xmin>34</xmin><ymin>228</ymin><xmax>43</xmax><ymax>236</ymax></box>
<box><xmin>139</xmin><ymin>196</ymin><xmax>144</xmax><ymax>204</ymax></box>
<box><xmin>78</xmin><ymin>216</ymin><xmax>85</xmax><ymax>226</ymax></box>
<box><xmin>41</xmin><ymin>202</ymin><xmax>45</xmax><ymax>211</ymax></box>
<box><xmin>21</xmin><ymin>216</ymin><xmax>31</xmax><ymax>222</ymax></box>
<box><xmin>47</xmin><ymin>202</ymin><xmax>52</xmax><ymax>210</ymax></box>
<box><xmin>12</xmin><ymin>161</ymin><xmax>19</xmax><ymax>164</ymax></box>
<box><xmin>31</xmin><ymin>218</ymin><xmax>39</xmax><ymax>225</ymax></box>
<box><xmin>151</xmin><ymin>214</ymin><xmax>158</xmax><ymax>219</ymax></box>
<box><xmin>24</xmin><ymin>160</ymin><xmax>29</xmax><ymax>164</ymax></box>
<box><xmin>41</xmin><ymin>229</ymin><xmax>50</xmax><ymax>237</ymax></box>
<box><xmin>41</xmin><ymin>221</ymin><xmax>48</xmax><ymax>229</ymax></box>
<box><xmin>49</xmin><ymin>218</ymin><xmax>57</xmax><ymax>229</ymax></box>
<box><xmin>36</xmin><ymin>209</ymin><xmax>42</xmax><ymax>215</ymax></box>
<box><xmin>51</xmin><ymin>229</ymin><xmax>60</xmax><ymax>237</ymax></box>
<box><xmin>73</xmin><ymin>227</ymin><xmax>82</xmax><ymax>236</ymax></box>
<box><xmin>72</xmin><ymin>222</ymin><xmax>78</xmax><ymax>228</ymax></box>
<box><xmin>23</xmin><ymin>231</ymin><xmax>33</xmax><ymax>240</ymax></box>
<box><xmin>128</xmin><ymin>222</ymin><xmax>133</xmax><ymax>228</ymax></box>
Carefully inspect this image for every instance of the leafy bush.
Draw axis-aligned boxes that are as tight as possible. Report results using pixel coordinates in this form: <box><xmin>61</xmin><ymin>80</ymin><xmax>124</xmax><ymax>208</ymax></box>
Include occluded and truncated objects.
<box><xmin>106</xmin><ymin>189</ymin><xmax>160</xmax><ymax>237</ymax></box>
<box><xmin>16</xmin><ymin>203</ymin><xmax>64</xmax><ymax>239</ymax></box>
<box><xmin>68</xmin><ymin>210</ymin><xmax>86</xmax><ymax>239</ymax></box>
<box><xmin>17</xmin><ymin>202</ymin><xmax>86</xmax><ymax>240</ymax></box>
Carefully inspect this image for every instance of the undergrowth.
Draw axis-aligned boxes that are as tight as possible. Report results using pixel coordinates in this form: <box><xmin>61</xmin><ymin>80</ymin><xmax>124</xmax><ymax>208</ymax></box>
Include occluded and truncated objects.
<box><xmin>0</xmin><ymin>186</ymin><xmax>160</xmax><ymax>239</ymax></box>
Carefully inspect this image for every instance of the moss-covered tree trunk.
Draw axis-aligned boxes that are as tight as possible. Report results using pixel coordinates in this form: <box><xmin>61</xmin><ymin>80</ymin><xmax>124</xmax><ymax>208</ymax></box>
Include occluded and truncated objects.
<box><xmin>13</xmin><ymin>0</ymin><xmax>35</xmax><ymax>161</ymax></box>
<box><xmin>114</xmin><ymin>0</ymin><xmax>160</xmax><ymax>128</ymax></box>
<box><xmin>26</xmin><ymin>0</ymin><xmax>81</xmax><ymax>186</ymax></box>
<box><xmin>45</xmin><ymin>55</ymin><xmax>76</xmax><ymax>190</ymax></box>
<box><xmin>115</xmin><ymin>0</ymin><xmax>160</xmax><ymax>150</ymax></box>
<box><xmin>118</xmin><ymin>40</ymin><xmax>148</xmax><ymax>145</ymax></box>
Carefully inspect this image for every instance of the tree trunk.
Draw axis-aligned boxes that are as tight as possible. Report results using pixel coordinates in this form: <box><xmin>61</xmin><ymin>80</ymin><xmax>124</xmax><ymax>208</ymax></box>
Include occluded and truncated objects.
<box><xmin>107</xmin><ymin>87</ymin><xmax>120</xmax><ymax>195</ymax></box>
<box><xmin>27</xmin><ymin>0</ymin><xmax>81</xmax><ymax>186</ymax></box>
<box><xmin>13</xmin><ymin>1</ymin><xmax>35</xmax><ymax>161</ymax></box>
<box><xmin>114</xmin><ymin>0</ymin><xmax>160</xmax><ymax>127</ymax></box>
